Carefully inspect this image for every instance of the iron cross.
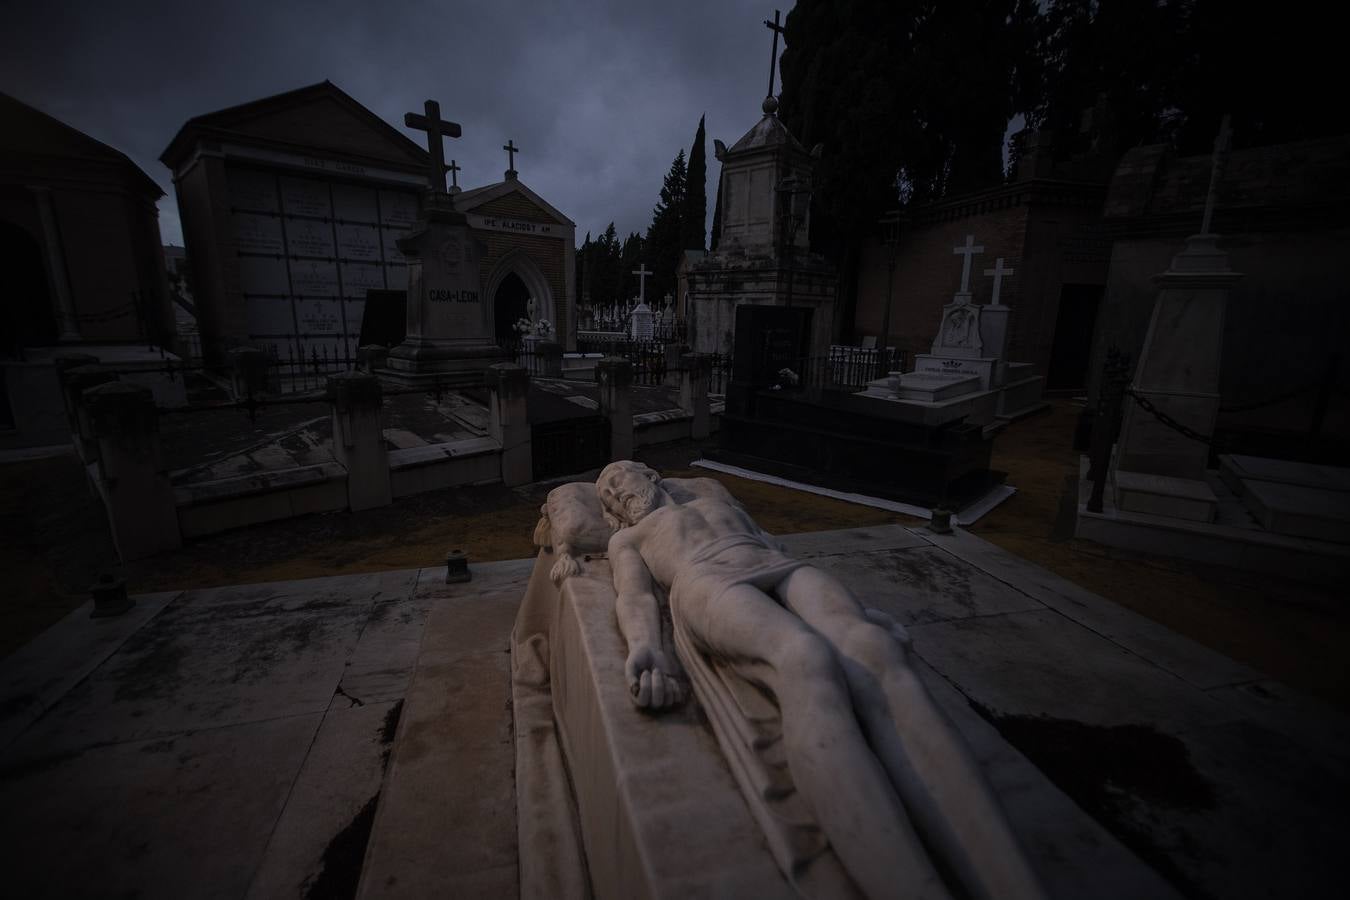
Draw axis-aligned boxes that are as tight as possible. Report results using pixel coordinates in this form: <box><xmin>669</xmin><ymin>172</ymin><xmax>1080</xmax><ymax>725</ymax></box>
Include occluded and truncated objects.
<box><xmin>764</xmin><ymin>10</ymin><xmax>786</xmax><ymax>100</ymax></box>
<box><xmin>446</xmin><ymin>159</ymin><xmax>461</xmax><ymax>190</ymax></box>
<box><xmin>503</xmin><ymin>139</ymin><xmax>520</xmax><ymax>177</ymax></box>
<box><xmin>404</xmin><ymin>100</ymin><xmax>461</xmax><ymax>194</ymax></box>
<box><xmin>632</xmin><ymin>263</ymin><xmax>652</xmax><ymax>304</ymax></box>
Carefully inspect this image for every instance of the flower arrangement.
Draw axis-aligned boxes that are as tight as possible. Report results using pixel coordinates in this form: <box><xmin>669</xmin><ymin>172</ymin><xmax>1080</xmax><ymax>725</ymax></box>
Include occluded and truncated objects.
<box><xmin>514</xmin><ymin>317</ymin><xmax>554</xmax><ymax>339</ymax></box>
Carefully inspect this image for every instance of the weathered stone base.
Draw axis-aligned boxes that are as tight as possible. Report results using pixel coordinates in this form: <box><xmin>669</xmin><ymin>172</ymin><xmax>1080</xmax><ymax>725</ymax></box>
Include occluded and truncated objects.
<box><xmin>512</xmin><ymin>551</ymin><xmax>798</xmax><ymax>899</ymax></box>
<box><xmin>1074</xmin><ymin>456</ymin><xmax>1350</xmax><ymax>585</ymax></box>
<box><xmin>1114</xmin><ymin>470</ymin><xmax>1218</xmax><ymax>522</ymax></box>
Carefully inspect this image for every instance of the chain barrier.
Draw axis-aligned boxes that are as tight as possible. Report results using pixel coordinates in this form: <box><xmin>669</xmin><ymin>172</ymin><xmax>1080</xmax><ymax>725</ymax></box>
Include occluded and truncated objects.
<box><xmin>1125</xmin><ymin>388</ymin><xmax>1216</xmax><ymax>447</ymax></box>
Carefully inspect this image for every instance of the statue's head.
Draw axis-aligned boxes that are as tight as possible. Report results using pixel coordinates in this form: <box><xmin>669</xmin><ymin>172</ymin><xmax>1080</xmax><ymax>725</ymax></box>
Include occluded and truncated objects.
<box><xmin>597</xmin><ymin>460</ymin><xmax>662</xmax><ymax>529</ymax></box>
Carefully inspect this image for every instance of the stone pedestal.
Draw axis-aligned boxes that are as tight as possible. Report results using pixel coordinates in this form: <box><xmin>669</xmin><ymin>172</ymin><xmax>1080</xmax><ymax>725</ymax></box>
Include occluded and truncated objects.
<box><xmin>1113</xmin><ymin>234</ymin><xmax>1242</xmax><ymax>522</ymax></box>
<box><xmin>978</xmin><ymin>304</ymin><xmax>1011</xmax><ymax>362</ymax></box>
<box><xmin>679</xmin><ymin>353</ymin><xmax>711</xmax><ymax>440</ymax></box>
<box><xmin>228</xmin><ymin>346</ymin><xmax>271</xmax><ymax>400</ymax></box>
<box><xmin>357</xmin><ymin>344</ymin><xmax>389</xmax><ymax>373</ymax></box>
<box><xmin>537</xmin><ymin>341</ymin><xmax>563</xmax><ymax>378</ymax></box>
<box><xmin>597</xmin><ymin>357</ymin><xmax>633</xmax><ymax>462</ymax></box>
<box><xmin>326</xmin><ymin>372</ymin><xmax>392</xmax><ymax>511</ymax></box>
<box><xmin>488</xmin><ymin>363</ymin><xmax>532</xmax><ymax>487</ymax></box>
<box><xmin>62</xmin><ymin>364</ymin><xmax>119</xmax><ymax>463</ymax></box>
<box><xmin>82</xmin><ymin>382</ymin><xmax>181</xmax><ymax>561</ymax></box>
<box><xmin>387</xmin><ymin>195</ymin><xmax>508</xmax><ymax>380</ymax></box>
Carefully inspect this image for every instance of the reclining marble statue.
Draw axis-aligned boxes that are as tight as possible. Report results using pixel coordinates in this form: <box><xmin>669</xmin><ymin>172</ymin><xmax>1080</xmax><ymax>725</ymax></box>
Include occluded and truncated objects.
<box><xmin>515</xmin><ymin>461</ymin><xmax>1046</xmax><ymax>899</ymax></box>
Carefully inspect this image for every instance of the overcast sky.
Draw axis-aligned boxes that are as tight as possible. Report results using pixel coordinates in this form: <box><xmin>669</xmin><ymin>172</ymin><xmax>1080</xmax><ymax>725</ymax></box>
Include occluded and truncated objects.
<box><xmin>2</xmin><ymin>0</ymin><xmax>784</xmax><ymax>248</ymax></box>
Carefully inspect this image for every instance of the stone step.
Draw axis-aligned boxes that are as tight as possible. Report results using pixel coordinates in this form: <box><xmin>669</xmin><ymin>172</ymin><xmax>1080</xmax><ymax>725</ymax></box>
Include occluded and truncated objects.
<box><xmin>1238</xmin><ymin>478</ymin><xmax>1350</xmax><ymax>543</ymax></box>
<box><xmin>1219</xmin><ymin>454</ymin><xmax>1350</xmax><ymax>497</ymax></box>
<box><xmin>1114</xmin><ymin>470</ymin><xmax>1218</xmax><ymax>522</ymax></box>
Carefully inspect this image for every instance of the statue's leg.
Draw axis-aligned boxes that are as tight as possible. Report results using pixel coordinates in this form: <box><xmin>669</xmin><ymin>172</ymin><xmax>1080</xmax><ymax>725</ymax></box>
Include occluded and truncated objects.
<box><xmin>679</xmin><ymin>581</ymin><xmax>951</xmax><ymax>900</ymax></box>
<box><xmin>778</xmin><ymin>567</ymin><xmax>1047</xmax><ymax>900</ymax></box>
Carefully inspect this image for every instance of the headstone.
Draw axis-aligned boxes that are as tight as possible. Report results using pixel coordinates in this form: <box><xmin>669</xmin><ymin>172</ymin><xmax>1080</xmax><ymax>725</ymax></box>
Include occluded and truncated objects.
<box><xmin>629</xmin><ymin>301</ymin><xmax>654</xmax><ymax>341</ymax></box>
<box><xmin>979</xmin><ymin>257</ymin><xmax>1015</xmax><ymax>360</ymax></box>
<box><xmin>932</xmin><ymin>294</ymin><xmax>985</xmax><ymax>359</ymax></box>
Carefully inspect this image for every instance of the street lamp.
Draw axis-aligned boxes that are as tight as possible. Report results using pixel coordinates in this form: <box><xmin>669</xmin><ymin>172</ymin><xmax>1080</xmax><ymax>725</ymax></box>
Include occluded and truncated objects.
<box><xmin>875</xmin><ymin>171</ymin><xmax>911</xmax><ymax>378</ymax></box>
<box><xmin>777</xmin><ymin>172</ymin><xmax>813</xmax><ymax>311</ymax></box>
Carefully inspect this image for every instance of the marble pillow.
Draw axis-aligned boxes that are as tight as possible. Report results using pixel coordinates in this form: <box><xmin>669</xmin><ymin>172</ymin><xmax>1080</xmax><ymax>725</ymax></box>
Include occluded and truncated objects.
<box><xmin>534</xmin><ymin>481</ymin><xmax>616</xmax><ymax>585</ymax></box>
<box><xmin>532</xmin><ymin>475</ymin><xmax>740</xmax><ymax>586</ymax></box>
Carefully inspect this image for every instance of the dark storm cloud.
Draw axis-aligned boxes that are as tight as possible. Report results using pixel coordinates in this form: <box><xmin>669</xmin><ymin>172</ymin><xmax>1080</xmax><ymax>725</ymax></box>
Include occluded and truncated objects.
<box><xmin>1</xmin><ymin>0</ymin><xmax>781</xmax><ymax>246</ymax></box>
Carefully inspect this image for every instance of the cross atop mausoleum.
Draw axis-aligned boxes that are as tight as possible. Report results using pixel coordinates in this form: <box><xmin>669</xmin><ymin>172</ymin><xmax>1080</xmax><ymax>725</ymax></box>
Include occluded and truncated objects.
<box><xmin>952</xmin><ymin>234</ymin><xmax>985</xmax><ymax>295</ymax></box>
<box><xmin>983</xmin><ymin>258</ymin><xmax>1015</xmax><ymax>306</ymax></box>
<box><xmin>503</xmin><ymin>139</ymin><xmax>520</xmax><ymax>180</ymax></box>
<box><xmin>404</xmin><ymin>100</ymin><xmax>462</xmax><ymax>194</ymax></box>
<box><xmin>446</xmin><ymin>159</ymin><xmax>461</xmax><ymax>191</ymax></box>
<box><xmin>762</xmin><ymin>9</ymin><xmax>786</xmax><ymax>113</ymax></box>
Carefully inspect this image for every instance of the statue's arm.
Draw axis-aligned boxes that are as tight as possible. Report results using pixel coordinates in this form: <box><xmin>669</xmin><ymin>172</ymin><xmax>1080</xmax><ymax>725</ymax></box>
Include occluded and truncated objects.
<box><xmin>611</xmin><ymin>531</ymin><xmax>684</xmax><ymax>711</ymax></box>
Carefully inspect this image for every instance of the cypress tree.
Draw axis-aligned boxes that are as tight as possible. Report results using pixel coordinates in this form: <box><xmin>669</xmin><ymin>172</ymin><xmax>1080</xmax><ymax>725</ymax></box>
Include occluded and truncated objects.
<box><xmin>681</xmin><ymin>115</ymin><xmax>707</xmax><ymax>252</ymax></box>
<box><xmin>645</xmin><ymin>150</ymin><xmax>687</xmax><ymax>304</ymax></box>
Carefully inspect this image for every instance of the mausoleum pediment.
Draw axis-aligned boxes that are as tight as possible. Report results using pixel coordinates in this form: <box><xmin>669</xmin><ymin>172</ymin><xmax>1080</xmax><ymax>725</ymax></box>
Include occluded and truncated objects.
<box><xmin>453</xmin><ymin>181</ymin><xmax>574</xmax><ymax>228</ymax></box>
<box><xmin>161</xmin><ymin>80</ymin><xmax>427</xmax><ymax>171</ymax></box>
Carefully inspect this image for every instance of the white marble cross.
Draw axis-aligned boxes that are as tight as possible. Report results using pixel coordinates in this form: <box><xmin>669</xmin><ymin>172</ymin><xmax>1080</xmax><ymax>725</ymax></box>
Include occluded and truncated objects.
<box><xmin>632</xmin><ymin>263</ymin><xmax>652</xmax><ymax>304</ymax></box>
<box><xmin>952</xmin><ymin>234</ymin><xmax>985</xmax><ymax>294</ymax></box>
<box><xmin>982</xmin><ymin>257</ymin><xmax>1015</xmax><ymax>306</ymax></box>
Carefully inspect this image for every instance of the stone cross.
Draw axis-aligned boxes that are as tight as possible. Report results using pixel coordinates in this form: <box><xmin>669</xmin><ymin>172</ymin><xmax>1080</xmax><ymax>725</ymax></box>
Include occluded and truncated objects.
<box><xmin>952</xmin><ymin>234</ymin><xmax>985</xmax><ymax>295</ymax></box>
<box><xmin>763</xmin><ymin>10</ymin><xmax>786</xmax><ymax>103</ymax></box>
<box><xmin>982</xmin><ymin>258</ymin><xmax>1015</xmax><ymax>306</ymax></box>
<box><xmin>632</xmin><ymin>263</ymin><xmax>652</xmax><ymax>304</ymax></box>
<box><xmin>503</xmin><ymin>139</ymin><xmax>520</xmax><ymax>179</ymax></box>
<box><xmin>1200</xmin><ymin>113</ymin><xmax>1233</xmax><ymax>235</ymax></box>
<box><xmin>446</xmin><ymin>159</ymin><xmax>461</xmax><ymax>190</ymax></box>
<box><xmin>404</xmin><ymin>100</ymin><xmax>462</xmax><ymax>194</ymax></box>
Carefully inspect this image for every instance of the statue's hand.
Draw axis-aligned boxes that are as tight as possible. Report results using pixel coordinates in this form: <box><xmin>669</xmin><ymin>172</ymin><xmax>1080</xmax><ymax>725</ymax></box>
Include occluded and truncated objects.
<box><xmin>625</xmin><ymin>644</ymin><xmax>685</xmax><ymax>711</ymax></box>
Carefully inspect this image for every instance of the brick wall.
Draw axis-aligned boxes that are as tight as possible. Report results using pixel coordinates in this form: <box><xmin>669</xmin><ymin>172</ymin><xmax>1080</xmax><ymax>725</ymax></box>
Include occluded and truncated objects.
<box><xmin>857</xmin><ymin>204</ymin><xmax>1030</xmax><ymax>366</ymax></box>
<box><xmin>854</xmin><ymin>180</ymin><xmax>1108</xmax><ymax>376</ymax></box>
<box><xmin>475</xmin><ymin>194</ymin><xmax>551</xmax><ymax>221</ymax></box>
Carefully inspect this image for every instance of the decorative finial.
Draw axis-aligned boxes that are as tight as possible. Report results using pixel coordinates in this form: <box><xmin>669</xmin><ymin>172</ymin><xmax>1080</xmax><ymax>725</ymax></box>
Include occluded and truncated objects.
<box><xmin>762</xmin><ymin>95</ymin><xmax>779</xmax><ymax>116</ymax></box>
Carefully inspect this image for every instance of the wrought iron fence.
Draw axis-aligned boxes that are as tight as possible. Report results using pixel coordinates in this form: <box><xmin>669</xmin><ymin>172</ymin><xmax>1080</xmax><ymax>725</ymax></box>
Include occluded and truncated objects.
<box><xmin>703</xmin><ymin>347</ymin><xmax>905</xmax><ymax>397</ymax></box>
<box><xmin>827</xmin><ymin>346</ymin><xmax>905</xmax><ymax>387</ymax></box>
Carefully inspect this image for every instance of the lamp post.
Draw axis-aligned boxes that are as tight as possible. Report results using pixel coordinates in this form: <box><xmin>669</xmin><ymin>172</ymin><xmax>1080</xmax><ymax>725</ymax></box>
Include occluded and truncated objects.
<box><xmin>777</xmin><ymin>173</ymin><xmax>813</xmax><ymax>311</ymax></box>
<box><xmin>875</xmin><ymin>172</ymin><xmax>911</xmax><ymax>378</ymax></box>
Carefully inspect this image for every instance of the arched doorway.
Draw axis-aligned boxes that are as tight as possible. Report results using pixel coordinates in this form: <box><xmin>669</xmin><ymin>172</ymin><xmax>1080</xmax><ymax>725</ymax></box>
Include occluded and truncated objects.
<box><xmin>0</xmin><ymin>221</ymin><xmax>57</xmax><ymax>356</ymax></box>
<box><xmin>485</xmin><ymin>250</ymin><xmax>557</xmax><ymax>350</ymax></box>
<box><xmin>493</xmin><ymin>271</ymin><xmax>531</xmax><ymax>349</ymax></box>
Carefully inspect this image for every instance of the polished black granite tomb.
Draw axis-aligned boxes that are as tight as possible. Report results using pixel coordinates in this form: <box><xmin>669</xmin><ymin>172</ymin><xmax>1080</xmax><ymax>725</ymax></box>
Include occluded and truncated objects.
<box><xmin>707</xmin><ymin>306</ymin><xmax>1002</xmax><ymax>509</ymax></box>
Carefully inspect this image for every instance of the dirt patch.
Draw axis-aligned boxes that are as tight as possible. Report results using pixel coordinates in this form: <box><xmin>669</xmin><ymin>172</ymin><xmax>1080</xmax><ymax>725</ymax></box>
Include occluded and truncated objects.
<box><xmin>971</xmin><ymin>700</ymin><xmax>1215</xmax><ymax>899</ymax></box>
<box><xmin>304</xmin><ymin>793</ymin><xmax>379</xmax><ymax>900</ymax></box>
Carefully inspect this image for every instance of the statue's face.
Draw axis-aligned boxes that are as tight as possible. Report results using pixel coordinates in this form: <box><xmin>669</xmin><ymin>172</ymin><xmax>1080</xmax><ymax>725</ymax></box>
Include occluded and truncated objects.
<box><xmin>598</xmin><ymin>462</ymin><xmax>660</xmax><ymax>526</ymax></box>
